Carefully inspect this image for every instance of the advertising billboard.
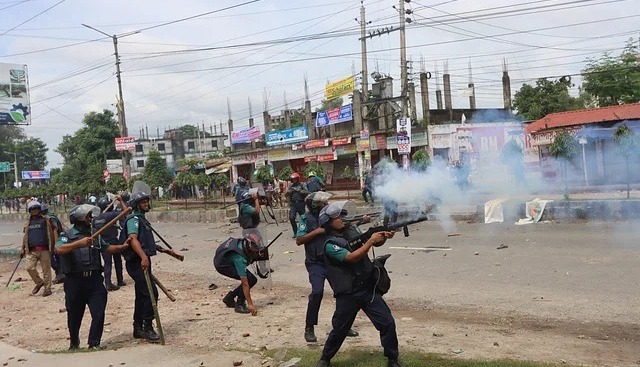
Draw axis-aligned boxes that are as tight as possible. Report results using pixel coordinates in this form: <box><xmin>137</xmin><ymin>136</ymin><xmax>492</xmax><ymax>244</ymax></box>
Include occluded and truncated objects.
<box><xmin>316</xmin><ymin>104</ymin><xmax>353</xmax><ymax>128</ymax></box>
<box><xmin>265</xmin><ymin>125</ymin><xmax>309</xmax><ymax>146</ymax></box>
<box><xmin>115</xmin><ymin>136</ymin><xmax>136</xmax><ymax>151</ymax></box>
<box><xmin>22</xmin><ymin>170</ymin><xmax>50</xmax><ymax>180</ymax></box>
<box><xmin>231</xmin><ymin>126</ymin><xmax>261</xmax><ymax>144</ymax></box>
<box><xmin>325</xmin><ymin>76</ymin><xmax>354</xmax><ymax>100</ymax></box>
<box><xmin>106</xmin><ymin>159</ymin><xmax>124</xmax><ymax>174</ymax></box>
<box><xmin>396</xmin><ymin>118</ymin><xmax>412</xmax><ymax>155</ymax></box>
<box><xmin>0</xmin><ymin>63</ymin><xmax>30</xmax><ymax>125</ymax></box>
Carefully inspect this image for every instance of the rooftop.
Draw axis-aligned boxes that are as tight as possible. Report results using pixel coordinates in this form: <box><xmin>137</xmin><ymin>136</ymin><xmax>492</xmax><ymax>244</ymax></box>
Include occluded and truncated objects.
<box><xmin>526</xmin><ymin>102</ymin><xmax>640</xmax><ymax>134</ymax></box>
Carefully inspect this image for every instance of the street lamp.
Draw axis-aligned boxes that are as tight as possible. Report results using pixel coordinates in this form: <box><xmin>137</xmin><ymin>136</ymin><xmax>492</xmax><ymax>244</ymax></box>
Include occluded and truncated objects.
<box><xmin>4</xmin><ymin>151</ymin><xmax>19</xmax><ymax>188</ymax></box>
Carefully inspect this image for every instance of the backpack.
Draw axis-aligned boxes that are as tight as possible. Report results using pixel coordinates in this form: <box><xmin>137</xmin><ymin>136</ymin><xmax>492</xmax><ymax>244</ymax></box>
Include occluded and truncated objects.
<box><xmin>371</xmin><ymin>253</ymin><xmax>391</xmax><ymax>295</ymax></box>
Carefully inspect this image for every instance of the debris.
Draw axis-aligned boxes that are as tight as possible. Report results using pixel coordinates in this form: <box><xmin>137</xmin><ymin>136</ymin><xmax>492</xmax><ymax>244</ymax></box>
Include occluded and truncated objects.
<box><xmin>59</xmin><ymin>308</ymin><xmax>66</xmax><ymax>313</ymax></box>
<box><xmin>17</xmin><ymin>359</ymin><xmax>27</xmax><ymax>362</ymax></box>
<box><xmin>433</xmin><ymin>333</ymin><xmax>443</xmax><ymax>337</ymax></box>
<box><xmin>14</xmin><ymin>277</ymin><xmax>25</xmax><ymax>282</ymax></box>
<box><xmin>493</xmin><ymin>342</ymin><xmax>499</xmax><ymax>346</ymax></box>
<box><xmin>560</xmin><ymin>359</ymin><xmax>567</xmax><ymax>364</ymax></box>
<box><xmin>447</xmin><ymin>233</ymin><xmax>461</xmax><ymax>237</ymax></box>
<box><xmin>279</xmin><ymin>358</ymin><xmax>301</xmax><ymax>367</ymax></box>
<box><xmin>497</xmin><ymin>244</ymin><xmax>508</xmax><ymax>250</ymax></box>
<box><xmin>3</xmin><ymin>362</ymin><xmax>8</xmax><ymax>366</ymax></box>
<box><xmin>474</xmin><ymin>252</ymin><xmax>479</xmax><ymax>255</ymax></box>
<box><xmin>180</xmin><ymin>248</ymin><xmax>189</xmax><ymax>251</ymax></box>
<box><xmin>283</xmin><ymin>251</ymin><xmax>295</xmax><ymax>254</ymax></box>
<box><xmin>451</xmin><ymin>349</ymin><xmax>464</xmax><ymax>354</ymax></box>
<box><xmin>242</xmin><ymin>333</ymin><xmax>250</xmax><ymax>337</ymax></box>
<box><xmin>233</xmin><ymin>361</ymin><xmax>243</xmax><ymax>366</ymax></box>
<box><xmin>401</xmin><ymin>317</ymin><xmax>413</xmax><ymax>321</ymax></box>
<box><xmin>208</xmin><ymin>283</ymin><xmax>218</xmax><ymax>290</ymax></box>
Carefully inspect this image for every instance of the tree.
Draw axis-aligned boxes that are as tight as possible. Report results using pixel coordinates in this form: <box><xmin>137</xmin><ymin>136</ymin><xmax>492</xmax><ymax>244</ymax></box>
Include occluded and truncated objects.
<box><xmin>141</xmin><ymin>149</ymin><xmax>173</xmax><ymax>190</ymax></box>
<box><xmin>105</xmin><ymin>175</ymin><xmax>127</xmax><ymax>193</ymax></box>
<box><xmin>177</xmin><ymin>124</ymin><xmax>209</xmax><ymax>138</ymax></box>
<box><xmin>304</xmin><ymin>161</ymin><xmax>326</xmax><ymax>179</ymax></box>
<box><xmin>549</xmin><ymin>131</ymin><xmax>580</xmax><ymax>198</ymax></box>
<box><xmin>254</xmin><ymin>165</ymin><xmax>274</xmax><ymax>185</ymax></box>
<box><xmin>411</xmin><ymin>149</ymin><xmax>431</xmax><ymax>172</ymax></box>
<box><xmin>14</xmin><ymin>137</ymin><xmax>48</xmax><ymax>170</ymax></box>
<box><xmin>212</xmin><ymin>173</ymin><xmax>230</xmax><ymax>198</ymax></box>
<box><xmin>613</xmin><ymin>124</ymin><xmax>639</xmax><ymax>198</ymax></box>
<box><xmin>513</xmin><ymin>78</ymin><xmax>584</xmax><ymax>120</ymax></box>
<box><xmin>278</xmin><ymin>166</ymin><xmax>294</xmax><ymax>181</ymax></box>
<box><xmin>316</xmin><ymin>97</ymin><xmax>343</xmax><ymax>112</ymax></box>
<box><xmin>582</xmin><ymin>39</ymin><xmax>640</xmax><ymax>107</ymax></box>
<box><xmin>341</xmin><ymin>166</ymin><xmax>356</xmax><ymax>199</ymax></box>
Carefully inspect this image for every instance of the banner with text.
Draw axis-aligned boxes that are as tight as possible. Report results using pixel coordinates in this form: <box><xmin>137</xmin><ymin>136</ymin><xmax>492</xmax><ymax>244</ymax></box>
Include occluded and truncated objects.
<box><xmin>115</xmin><ymin>136</ymin><xmax>136</xmax><ymax>151</ymax></box>
<box><xmin>231</xmin><ymin>126</ymin><xmax>261</xmax><ymax>144</ymax></box>
<box><xmin>0</xmin><ymin>63</ymin><xmax>31</xmax><ymax>125</ymax></box>
<box><xmin>266</xmin><ymin>125</ymin><xmax>309</xmax><ymax>146</ymax></box>
<box><xmin>22</xmin><ymin>170</ymin><xmax>49</xmax><ymax>180</ymax></box>
<box><xmin>396</xmin><ymin>118</ymin><xmax>412</xmax><ymax>155</ymax></box>
<box><xmin>106</xmin><ymin>159</ymin><xmax>124</xmax><ymax>174</ymax></box>
<box><xmin>316</xmin><ymin>104</ymin><xmax>353</xmax><ymax>128</ymax></box>
<box><xmin>325</xmin><ymin>76</ymin><xmax>354</xmax><ymax>100</ymax></box>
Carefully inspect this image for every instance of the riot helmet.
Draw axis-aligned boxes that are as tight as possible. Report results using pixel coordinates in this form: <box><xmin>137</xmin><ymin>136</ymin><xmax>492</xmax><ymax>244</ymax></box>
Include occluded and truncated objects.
<box><xmin>130</xmin><ymin>191</ymin><xmax>151</xmax><ymax>211</ymax></box>
<box><xmin>237</xmin><ymin>176</ymin><xmax>247</xmax><ymax>187</ymax></box>
<box><xmin>40</xmin><ymin>203</ymin><xmax>49</xmax><ymax>214</ymax></box>
<box><xmin>120</xmin><ymin>191</ymin><xmax>131</xmax><ymax>203</ymax></box>
<box><xmin>97</xmin><ymin>196</ymin><xmax>111</xmax><ymax>211</ymax></box>
<box><xmin>305</xmin><ymin>191</ymin><xmax>332</xmax><ymax>213</ymax></box>
<box><xmin>242</xmin><ymin>232</ymin><xmax>264</xmax><ymax>259</ymax></box>
<box><xmin>27</xmin><ymin>201</ymin><xmax>41</xmax><ymax>212</ymax></box>
<box><xmin>290</xmin><ymin>172</ymin><xmax>300</xmax><ymax>182</ymax></box>
<box><xmin>69</xmin><ymin>204</ymin><xmax>100</xmax><ymax>225</ymax></box>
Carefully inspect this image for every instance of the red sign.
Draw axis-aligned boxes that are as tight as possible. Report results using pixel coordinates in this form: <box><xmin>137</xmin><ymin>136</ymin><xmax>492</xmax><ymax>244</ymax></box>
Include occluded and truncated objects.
<box><xmin>332</xmin><ymin>137</ymin><xmax>351</xmax><ymax>146</ymax></box>
<box><xmin>115</xmin><ymin>136</ymin><xmax>136</xmax><ymax>151</ymax></box>
<box><xmin>317</xmin><ymin>154</ymin><xmax>336</xmax><ymax>162</ymax></box>
<box><xmin>304</xmin><ymin>156</ymin><xmax>318</xmax><ymax>163</ymax></box>
<box><xmin>305</xmin><ymin>139</ymin><xmax>328</xmax><ymax>149</ymax></box>
<box><xmin>375</xmin><ymin>135</ymin><xmax>387</xmax><ymax>150</ymax></box>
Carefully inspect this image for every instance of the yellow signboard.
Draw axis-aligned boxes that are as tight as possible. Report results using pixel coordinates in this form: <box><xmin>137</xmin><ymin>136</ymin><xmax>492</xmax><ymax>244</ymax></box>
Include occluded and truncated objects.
<box><xmin>325</xmin><ymin>76</ymin><xmax>355</xmax><ymax>100</ymax></box>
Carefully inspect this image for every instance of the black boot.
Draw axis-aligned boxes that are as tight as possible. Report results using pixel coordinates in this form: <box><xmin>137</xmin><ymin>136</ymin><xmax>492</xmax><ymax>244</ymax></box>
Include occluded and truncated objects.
<box><xmin>222</xmin><ymin>292</ymin><xmax>236</xmax><ymax>308</ymax></box>
<box><xmin>106</xmin><ymin>283</ymin><xmax>120</xmax><ymax>292</ymax></box>
<box><xmin>315</xmin><ymin>360</ymin><xmax>331</xmax><ymax>367</ymax></box>
<box><xmin>387</xmin><ymin>359</ymin><xmax>402</xmax><ymax>367</ymax></box>
<box><xmin>304</xmin><ymin>326</ymin><xmax>317</xmax><ymax>342</ymax></box>
<box><xmin>141</xmin><ymin>320</ymin><xmax>161</xmax><ymax>343</ymax></box>
<box><xmin>234</xmin><ymin>300</ymin><xmax>250</xmax><ymax>314</ymax></box>
<box><xmin>133</xmin><ymin>321</ymin><xmax>144</xmax><ymax>339</ymax></box>
<box><xmin>346</xmin><ymin>328</ymin><xmax>359</xmax><ymax>337</ymax></box>
<box><xmin>68</xmin><ymin>338</ymin><xmax>80</xmax><ymax>351</ymax></box>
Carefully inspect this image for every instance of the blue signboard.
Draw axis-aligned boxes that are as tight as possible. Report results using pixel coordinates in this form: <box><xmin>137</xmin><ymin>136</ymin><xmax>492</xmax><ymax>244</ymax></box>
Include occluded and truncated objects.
<box><xmin>22</xmin><ymin>170</ymin><xmax>50</xmax><ymax>180</ymax></box>
<box><xmin>265</xmin><ymin>125</ymin><xmax>309</xmax><ymax>146</ymax></box>
<box><xmin>316</xmin><ymin>104</ymin><xmax>353</xmax><ymax>128</ymax></box>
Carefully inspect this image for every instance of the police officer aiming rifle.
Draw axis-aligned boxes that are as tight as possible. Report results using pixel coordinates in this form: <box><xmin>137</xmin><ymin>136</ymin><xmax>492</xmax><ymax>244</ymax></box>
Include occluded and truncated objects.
<box><xmin>55</xmin><ymin>204</ymin><xmax>131</xmax><ymax>350</ymax></box>
<box><xmin>315</xmin><ymin>201</ymin><xmax>402</xmax><ymax>367</ymax></box>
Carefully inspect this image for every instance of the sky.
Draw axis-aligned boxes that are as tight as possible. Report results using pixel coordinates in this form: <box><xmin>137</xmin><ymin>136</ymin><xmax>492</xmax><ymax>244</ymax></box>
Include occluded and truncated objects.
<box><xmin>0</xmin><ymin>0</ymin><xmax>637</xmax><ymax>169</ymax></box>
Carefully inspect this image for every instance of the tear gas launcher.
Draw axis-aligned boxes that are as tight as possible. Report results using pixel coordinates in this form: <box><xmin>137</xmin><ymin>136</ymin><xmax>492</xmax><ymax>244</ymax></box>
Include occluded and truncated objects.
<box><xmin>346</xmin><ymin>215</ymin><xmax>430</xmax><ymax>251</ymax></box>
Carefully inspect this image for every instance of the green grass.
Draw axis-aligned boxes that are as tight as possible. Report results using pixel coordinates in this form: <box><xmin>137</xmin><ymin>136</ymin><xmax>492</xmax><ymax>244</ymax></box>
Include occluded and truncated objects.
<box><xmin>267</xmin><ymin>348</ymin><xmax>567</xmax><ymax>367</ymax></box>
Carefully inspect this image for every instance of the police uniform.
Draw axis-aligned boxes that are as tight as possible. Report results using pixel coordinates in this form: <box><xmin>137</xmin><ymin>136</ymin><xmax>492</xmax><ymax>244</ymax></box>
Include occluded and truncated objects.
<box><xmin>306</xmin><ymin>176</ymin><xmax>324</xmax><ymax>193</ymax></box>
<box><xmin>287</xmin><ymin>182</ymin><xmax>308</xmax><ymax>234</ymax></box>
<box><xmin>56</xmin><ymin>226</ymin><xmax>109</xmax><ymax>349</ymax></box>
<box><xmin>214</xmin><ymin>237</ymin><xmax>258</xmax><ymax>313</ymax></box>
<box><xmin>296</xmin><ymin>213</ymin><xmax>327</xmax><ymax>333</ymax></box>
<box><xmin>45</xmin><ymin>209</ymin><xmax>65</xmax><ymax>283</ymax></box>
<box><xmin>318</xmin><ymin>225</ymin><xmax>400</xmax><ymax>367</ymax></box>
<box><xmin>93</xmin><ymin>210</ymin><xmax>123</xmax><ymax>290</ymax></box>
<box><xmin>238</xmin><ymin>200</ymin><xmax>260</xmax><ymax>230</ymax></box>
<box><xmin>124</xmin><ymin>211</ymin><xmax>159</xmax><ymax>335</ymax></box>
<box><xmin>22</xmin><ymin>208</ymin><xmax>55</xmax><ymax>296</ymax></box>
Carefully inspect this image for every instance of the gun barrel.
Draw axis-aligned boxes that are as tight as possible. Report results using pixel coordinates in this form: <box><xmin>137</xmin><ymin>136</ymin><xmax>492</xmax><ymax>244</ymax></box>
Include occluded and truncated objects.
<box><xmin>387</xmin><ymin>215</ymin><xmax>430</xmax><ymax>230</ymax></box>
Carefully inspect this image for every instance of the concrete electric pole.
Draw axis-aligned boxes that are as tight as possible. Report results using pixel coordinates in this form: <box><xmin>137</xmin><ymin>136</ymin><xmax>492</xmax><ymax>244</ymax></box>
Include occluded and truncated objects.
<box><xmin>82</xmin><ymin>24</ymin><xmax>138</xmax><ymax>178</ymax></box>
<box><xmin>399</xmin><ymin>0</ymin><xmax>409</xmax><ymax>118</ymax></box>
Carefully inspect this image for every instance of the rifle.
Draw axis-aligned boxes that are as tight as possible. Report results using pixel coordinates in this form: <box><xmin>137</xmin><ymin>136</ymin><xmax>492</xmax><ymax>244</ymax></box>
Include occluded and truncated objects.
<box><xmin>155</xmin><ymin>244</ymin><xmax>185</xmax><ymax>261</ymax></box>
<box><xmin>254</xmin><ymin>231</ymin><xmax>283</xmax><ymax>262</ymax></box>
<box><xmin>346</xmin><ymin>215</ymin><xmax>430</xmax><ymax>251</ymax></box>
<box><xmin>343</xmin><ymin>211</ymin><xmax>382</xmax><ymax>224</ymax></box>
<box><xmin>140</xmin><ymin>217</ymin><xmax>185</xmax><ymax>261</ymax></box>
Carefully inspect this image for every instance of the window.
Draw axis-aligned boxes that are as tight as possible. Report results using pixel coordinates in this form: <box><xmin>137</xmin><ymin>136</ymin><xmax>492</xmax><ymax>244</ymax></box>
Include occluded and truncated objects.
<box><xmin>188</xmin><ymin>141</ymin><xmax>195</xmax><ymax>150</ymax></box>
<box><xmin>137</xmin><ymin>160</ymin><xmax>145</xmax><ymax>168</ymax></box>
<box><xmin>157</xmin><ymin>143</ymin><xmax>165</xmax><ymax>151</ymax></box>
<box><xmin>135</xmin><ymin>144</ymin><xmax>143</xmax><ymax>153</ymax></box>
<box><xmin>211</xmin><ymin>140</ymin><xmax>218</xmax><ymax>148</ymax></box>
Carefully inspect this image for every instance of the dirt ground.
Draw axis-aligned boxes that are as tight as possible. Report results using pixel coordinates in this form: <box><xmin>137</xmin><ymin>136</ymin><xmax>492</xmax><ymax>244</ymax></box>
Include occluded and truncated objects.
<box><xmin>1</xmin><ymin>221</ymin><xmax>640</xmax><ymax>367</ymax></box>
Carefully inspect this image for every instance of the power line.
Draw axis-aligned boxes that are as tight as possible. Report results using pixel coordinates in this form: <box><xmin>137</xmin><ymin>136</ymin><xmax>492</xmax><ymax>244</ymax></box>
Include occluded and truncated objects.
<box><xmin>0</xmin><ymin>0</ymin><xmax>65</xmax><ymax>37</ymax></box>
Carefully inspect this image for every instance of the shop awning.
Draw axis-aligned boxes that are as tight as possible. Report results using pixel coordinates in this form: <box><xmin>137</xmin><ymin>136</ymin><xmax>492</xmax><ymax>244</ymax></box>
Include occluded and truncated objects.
<box><xmin>206</xmin><ymin>161</ymin><xmax>232</xmax><ymax>175</ymax></box>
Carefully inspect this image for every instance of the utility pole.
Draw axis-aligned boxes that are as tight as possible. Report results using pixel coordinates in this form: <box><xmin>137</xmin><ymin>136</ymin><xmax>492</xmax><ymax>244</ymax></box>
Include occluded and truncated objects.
<box><xmin>399</xmin><ymin>0</ymin><xmax>408</xmax><ymax>118</ymax></box>
<box><xmin>82</xmin><ymin>24</ymin><xmax>138</xmax><ymax>179</ymax></box>
<box><xmin>357</xmin><ymin>2</ymin><xmax>372</xmax><ymax>185</ymax></box>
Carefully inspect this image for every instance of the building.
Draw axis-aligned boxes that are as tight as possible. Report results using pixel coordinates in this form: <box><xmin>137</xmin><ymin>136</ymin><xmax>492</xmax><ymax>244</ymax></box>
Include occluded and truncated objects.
<box><xmin>131</xmin><ymin>126</ymin><xmax>227</xmax><ymax>175</ymax></box>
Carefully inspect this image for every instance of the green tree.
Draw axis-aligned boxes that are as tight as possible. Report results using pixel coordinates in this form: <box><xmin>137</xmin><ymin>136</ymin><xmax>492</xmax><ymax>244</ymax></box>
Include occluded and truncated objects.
<box><xmin>582</xmin><ymin>39</ymin><xmax>640</xmax><ymax>107</ymax></box>
<box><xmin>304</xmin><ymin>161</ymin><xmax>326</xmax><ymax>179</ymax></box>
<box><xmin>513</xmin><ymin>78</ymin><xmax>584</xmax><ymax>120</ymax></box>
<box><xmin>141</xmin><ymin>149</ymin><xmax>173</xmax><ymax>190</ymax></box>
<box><xmin>14</xmin><ymin>137</ymin><xmax>48</xmax><ymax>170</ymax></box>
<box><xmin>105</xmin><ymin>174</ymin><xmax>128</xmax><ymax>193</ymax></box>
<box><xmin>177</xmin><ymin>124</ymin><xmax>209</xmax><ymax>138</ymax></box>
<box><xmin>212</xmin><ymin>173</ymin><xmax>230</xmax><ymax>197</ymax></box>
<box><xmin>278</xmin><ymin>166</ymin><xmax>294</xmax><ymax>181</ymax></box>
<box><xmin>316</xmin><ymin>97</ymin><xmax>343</xmax><ymax>112</ymax></box>
<box><xmin>613</xmin><ymin>124</ymin><xmax>639</xmax><ymax>198</ymax></box>
<box><xmin>254</xmin><ymin>165</ymin><xmax>274</xmax><ymax>185</ymax></box>
<box><xmin>411</xmin><ymin>149</ymin><xmax>431</xmax><ymax>172</ymax></box>
<box><xmin>549</xmin><ymin>131</ymin><xmax>580</xmax><ymax>198</ymax></box>
<box><xmin>341</xmin><ymin>166</ymin><xmax>356</xmax><ymax>199</ymax></box>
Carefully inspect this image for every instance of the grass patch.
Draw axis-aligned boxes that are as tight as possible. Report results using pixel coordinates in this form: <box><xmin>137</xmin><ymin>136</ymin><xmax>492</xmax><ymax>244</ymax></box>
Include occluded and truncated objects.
<box><xmin>41</xmin><ymin>348</ymin><xmax>98</xmax><ymax>354</ymax></box>
<box><xmin>266</xmin><ymin>347</ymin><xmax>568</xmax><ymax>367</ymax></box>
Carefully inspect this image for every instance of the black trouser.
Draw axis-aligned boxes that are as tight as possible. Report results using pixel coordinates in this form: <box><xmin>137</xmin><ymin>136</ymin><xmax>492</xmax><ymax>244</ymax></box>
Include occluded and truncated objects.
<box><xmin>215</xmin><ymin>263</ymin><xmax>257</xmax><ymax>303</ymax></box>
<box><xmin>63</xmin><ymin>271</ymin><xmax>108</xmax><ymax>347</ymax></box>
<box><xmin>289</xmin><ymin>202</ymin><xmax>306</xmax><ymax>234</ymax></box>
<box><xmin>102</xmin><ymin>252</ymin><xmax>124</xmax><ymax>286</ymax></box>
<box><xmin>362</xmin><ymin>188</ymin><xmax>374</xmax><ymax>203</ymax></box>
<box><xmin>51</xmin><ymin>252</ymin><xmax>62</xmax><ymax>276</ymax></box>
<box><xmin>125</xmin><ymin>256</ymin><xmax>158</xmax><ymax>323</ymax></box>
<box><xmin>321</xmin><ymin>288</ymin><xmax>398</xmax><ymax>362</ymax></box>
<box><xmin>305</xmin><ymin>261</ymin><xmax>327</xmax><ymax>327</ymax></box>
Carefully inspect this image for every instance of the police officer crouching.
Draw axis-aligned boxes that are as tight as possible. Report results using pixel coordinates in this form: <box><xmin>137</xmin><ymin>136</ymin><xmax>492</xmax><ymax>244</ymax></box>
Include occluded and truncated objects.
<box><xmin>214</xmin><ymin>233</ymin><xmax>264</xmax><ymax>315</ymax></box>
<box><xmin>315</xmin><ymin>202</ymin><xmax>401</xmax><ymax>367</ymax></box>
<box><xmin>55</xmin><ymin>204</ymin><xmax>130</xmax><ymax>350</ymax></box>
<box><xmin>124</xmin><ymin>191</ymin><xmax>161</xmax><ymax>343</ymax></box>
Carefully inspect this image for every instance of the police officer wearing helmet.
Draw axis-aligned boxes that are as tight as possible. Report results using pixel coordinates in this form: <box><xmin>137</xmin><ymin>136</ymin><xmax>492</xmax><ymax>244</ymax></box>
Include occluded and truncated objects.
<box><xmin>238</xmin><ymin>189</ymin><xmax>261</xmax><ymax>231</ymax></box>
<box><xmin>214</xmin><ymin>233</ymin><xmax>264</xmax><ymax>315</ymax></box>
<box><xmin>306</xmin><ymin>171</ymin><xmax>325</xmax><ymax>193</ymax></box>
<box><xmin>21</xmin><ymin>201</ymin><xmax>56</xmax><ymax>297</ymax></box>
<box><xmin>233</xmin><ymin>177</ymin><xmax>249</xmax><ymax>205</ymax></box>
<box><xmin>285</xmin><ymin>172</ymin><xmax>309</xmax><ymax>237</ymax></box>
<box><xmin>95</xmin><ymin>196</ymin><xmax>125</xmax><ymax>291</ymax></box>
<box><xmin>114</xmin><ymin>191</ymin><xmax>130</xmax><ymax>287</ymax></box>
<box><xmin>42</xmin><ymin>203</ymin><xmax>66</xmax><ymax>284</ymax></box>
<box><xmin>124</xmin><ymin>191</ymin><xmax>161</xmax><ymax>343</ymax></box>
<box><xmin>55</xmin><ymin>204</ymin><xmax>130</xmax><ymax>350</ymax></box>
<box><xmin>315</xmin><ymin>202</ymin><xmax>401</xmax><ymax>367</ymax></box>
<box><xmin>295</xmin><ymin>192</ymin><xmax>359</xmax><ymax>343</ymax></box>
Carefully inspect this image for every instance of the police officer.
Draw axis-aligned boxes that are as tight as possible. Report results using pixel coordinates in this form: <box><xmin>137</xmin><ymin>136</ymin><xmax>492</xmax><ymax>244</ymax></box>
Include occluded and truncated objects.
<box><xmin>55</xmin><ymin>204</ymin><xmax>130</xmax><ymax>350</ymax></box>
<box><xmin>42</xmin><ymin>204</ymin><xmax>66</xmax><ymax>284</ymax></box>
<box><xmin>95</xmin><ymin>196</ymin><xmax>125</xmax><ymax>291</ymax></box>
<box><xmin>285</xmin><ymin>173</ymin><xmax>309</xmax><ymax>237</ymax></box>
<box><xmin>238</xmin><ymin>190</ymin><xmax>260</xmax><ymax>233</ymax></box>
<box><xmin>306</xmin><ymin>171</ymin><xmax>325</xmax><ymax>193</ymax></box>
<box><xmin>233</xmin><ymin>177</ymin><xmax>249</xmax><ymax>205</ymax></box>
<box><xmin>362</xmin><ymin>171</ymin><xmax>375</xmax><ymax>205</ymax></box>
<box><xmin>214</xmin><ymin>233</ymin><xmax>263</xmax><ymax>315</ymax></box>
<box><xmin>296</xmin><ymin>192</ymin><xmax>359</xmax><ymax>343</ymax></box>
<box><xmin>315</xmin><ymin>202</ymin><xmax>401</xmax><ymax>367</ymax></box>
<box><xmin>21</xmin><ymin>201</ymin><xmax>55</xmax><ymax>297</ymax></box>
<box><xmin>124</xmin><ymin>191</ymin><xmax>161</xmax><ymax>343</ymax></box>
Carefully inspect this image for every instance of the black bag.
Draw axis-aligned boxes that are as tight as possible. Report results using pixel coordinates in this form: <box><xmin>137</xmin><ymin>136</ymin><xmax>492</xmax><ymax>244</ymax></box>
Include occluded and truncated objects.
<box><xmin>371</xmin><ymin>254</ymin><xmax>391</xmax><ymax>295</ymax></box>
